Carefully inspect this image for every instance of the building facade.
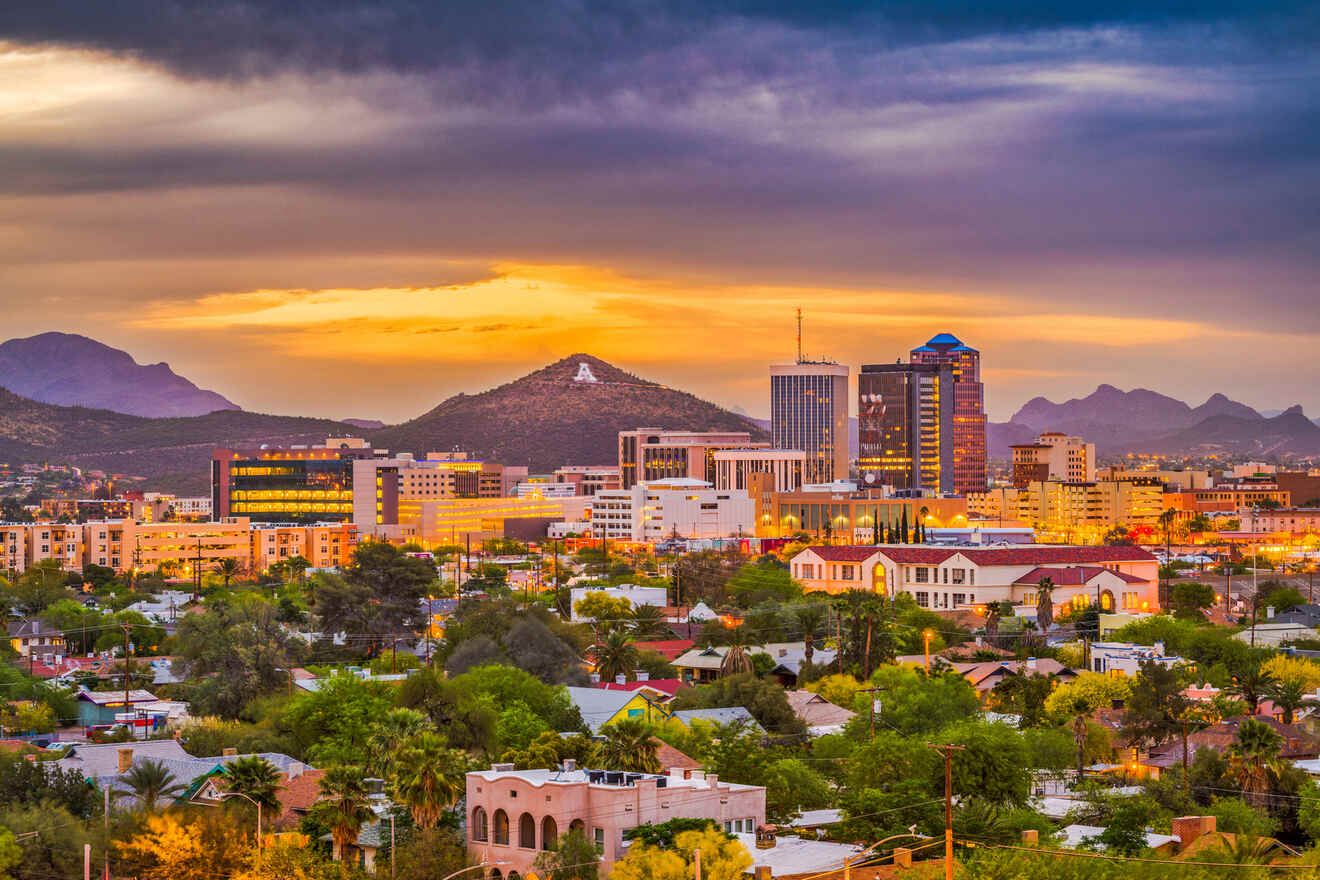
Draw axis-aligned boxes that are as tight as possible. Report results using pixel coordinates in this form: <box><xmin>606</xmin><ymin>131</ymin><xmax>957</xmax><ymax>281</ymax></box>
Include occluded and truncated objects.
<box><xmin>617</xmin><ymin>429</ymin><xmax>762</xmax><ymax>490</ymax></box>
<box><xmin>789</xmin><ymin>544</ymin><xmax>1159</xmax><ymax>612</ymax></box>
<box><xmin>908</xmin><ymin>333</ymin><xmax>987</xmax><ymax>495</ymax></box>
<box><xmin>757</xmin><ymin>489</ymin><xmax>967</xmax><ymax>540</ymax></box>
<box><xmin>590</xmin><ymin>479</ymin><xmax>754</xmax><ymax>543</ymax></box>
<box><xmin>858</xmin><ymin>362</ymin><xmax>953</xmax><ymax>494</ymax></box>
<box><xmin>466</xmin><ymin>765</ymin><xmax>765</xmax><ymax>878</ymax></box>
<box><xmin>1011</xmin><ymin>432</ymin><xmax>1096</xmax><ymax>486</ymax></box>
<box><xmin>967</xmin><ymin>480</ymin><xmax>1163</xmax><ymax>536</ymax></box>
<box><xmin>250</xmin><ymin>522</ymin><xmax>358</xmax><ymax>572</ymax></box>
<box><xmin>553</xmin><ymin>466</ymin><xmax>622</xmax><ymax>496</ymax></box>
<box><xmin>769</xmin><ymin>362</ymin><xmax>850</xmax><ymax>485</ymax></box>
<box><xmin>212</xmin><ymin>437</ymin><xmax>383</xmax><ymax>523</ymax></box>
<box><xmin>712</xmin><ymin>448</ymin><xmax>807</xmax><ymax>493</ymax></box>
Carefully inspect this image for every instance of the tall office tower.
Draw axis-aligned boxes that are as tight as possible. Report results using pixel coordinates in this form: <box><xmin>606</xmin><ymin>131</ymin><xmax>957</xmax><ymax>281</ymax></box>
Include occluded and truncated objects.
<box><xmin>770</xmin><ymin>363</ymin><xmax>850</xmax><ymax>485</ymax></box>
<box><xmin>908</xmin><ymin>333</ymin><xmax>987</xmax><ymax>494</ymax></box>
<box><xmin>858</xmin><ymin>363</ymin><xmax>954</xmax><ymax>493</ymax></box>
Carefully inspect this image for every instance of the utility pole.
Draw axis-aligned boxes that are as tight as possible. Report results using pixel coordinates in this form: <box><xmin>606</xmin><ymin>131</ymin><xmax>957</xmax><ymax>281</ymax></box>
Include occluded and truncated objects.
<box><xmin>926</xmin><ymin>743</ymin><xmax>966</xmax><ymax>880</ymax></box>
<box><xmin>122</xmin><ymin>623</ymin><xmax>132</xmax><ymax>713</ymax></box>
<box><xmin>859</xmin><ymin>687</ymin><xmax>882</xmax><ymax>742</ymax></box>
<box><xmin>193</xmin><ymin>537</ymin><xmax>202</xmax><ymax>601</ymax></box>
<box><xmin>391</xmin><ymin>636</ymin><xmax>398</xmax><ymax>674</ymax></box>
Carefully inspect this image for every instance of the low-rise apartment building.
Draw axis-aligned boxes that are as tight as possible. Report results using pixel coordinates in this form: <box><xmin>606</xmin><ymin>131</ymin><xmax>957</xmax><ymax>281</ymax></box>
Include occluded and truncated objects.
<box><xmin>1163</xmin><ymin>487</ymin><xmax>1291</xmax><ymax>516</ymax></box>
<box><xmin>967</xmin><ymin>480</ymin><xmax>1163</xmax><ymax>535</ymax></box>
<box><xmin>590</xmin><ymin>479</ymin><xmax>754</xmax><ymax>542</ymax></box>
<box><xmin>789</xmin><ymin>544</ymin><xmax>1159</xmax><ymax>613</ymax></box>
<box><xmin>1231</xmin><ymin>507</ymin><xmax>1320</xmax><ymax>535</ymax></box>
<box><xmin>756</xmin><ymin>490</ymin><xmax>967</xmax><ymax>540</ymax></box>
<box><xmin>466</xmin><ymin>764</ymin><xmax>765</xmax><ymax>877</ymax></box>
<box><xmin>712</xmin><ymin>448</ymin><xmax>807</xmax><ymax>494</ymax></box>
<box><xmin>250</xmin><ymin>522</ymin><xmax>358</xmax><ymax>572</ymax></box>
<box><xmin>1011</xmin><ymin>432</ymin><xmax>1095</xmax><ymax>487</ymax></box>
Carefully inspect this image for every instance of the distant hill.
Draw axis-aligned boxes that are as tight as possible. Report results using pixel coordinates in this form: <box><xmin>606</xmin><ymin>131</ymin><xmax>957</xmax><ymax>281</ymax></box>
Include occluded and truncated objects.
<box><xmin>1140</xmin><ymin>406</ymin><xmax>1320</xmax><ymax>458</ymax></box>
<box><xmin>0</xmin><ymin>388</ymin><xmax>362</xmax><ymax>494</ymax></box>
<box><xmin>0</xmin><ymin>332</ymin><xmax>239</xmax><ymax>417</ymax></box>
<box><xmin>370</xmin><ymin>354</ymin><xmax>769</xmax><ymax>471</ymax></box>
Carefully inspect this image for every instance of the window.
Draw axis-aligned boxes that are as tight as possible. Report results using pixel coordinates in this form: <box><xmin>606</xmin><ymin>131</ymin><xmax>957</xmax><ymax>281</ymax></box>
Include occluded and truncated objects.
<box><xmin>943</xmin><ymin>568</ymin><xmax>949</xmax><ymax>584</ymax></box>
<box><xmin>841</xmin><ymin>565</ymin><xmax>856</xmax><ymax>581</ymax></box>
<box><xmin>541</xmin><ymin>817</ymin><xmax>558</xmax><ymax>850</ymax></box>
<box><xmin>915</xmin><ymin>591</ymin><xmax>929</xmax><ymax>608</ymax></box>
<box><xmin>519</xmin><ymin>812</ymin><xmax>536</xmax><ymax>849</ymax></box>
<box><xmin>952</xmin><ymin>593</ymin><xmax>966</xmax><ymax>607</ymax></box>
<box><xmin>593</xmin><ymin>827</ymin><xmax>605</xmax><ymax>853</ymax></box>
<box><xmin>472</xmin><ymin>808</ymin><xmax>489</xmax><ymax>842</ymax></box>
<box><xmin>951</xmin><ymin>568</ymin><xmax>965</xmax><ymax>585</ymax></box>
<box><xmin>493</xmin><ymin>810</ymin><xmax>509</xmax><ymax>845</ymax></box>
<box><xmin>915</xmin><ymin>567</ymin><xmax>929</xmax><ymax>583</ymax></box>
<box><xmin>968</xmin><ymin>570</ymin><xmax>975</xmax><ymax>586</ymax></box>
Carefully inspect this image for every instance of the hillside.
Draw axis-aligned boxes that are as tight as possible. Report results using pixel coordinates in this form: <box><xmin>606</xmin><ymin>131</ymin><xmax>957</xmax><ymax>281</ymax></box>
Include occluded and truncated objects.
<box><xmin>370</xmin><ymin>354</ymin><xmax>769</xmax><ymax>470</ymax></box>
<box><xmin>1139</xmin><ymin>407</ymin><xmax>1320</xmax><ymax>458</ymax></box>
<box><xmin>0</xmin><ymin>332</ymin><xmax>240</xmax><ymax>417</ymax></box>
<box><xmin>0</xmin><ymin>389</ymin><xmax>363</xmax><ymax>494</ymax></box>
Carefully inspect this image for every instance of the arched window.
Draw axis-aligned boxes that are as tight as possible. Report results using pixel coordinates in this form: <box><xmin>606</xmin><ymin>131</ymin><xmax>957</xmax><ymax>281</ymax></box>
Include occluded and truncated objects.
<box><xmin>569</xmin><ymin>819</ymin><xmax>586</xmax><ymax>836</ymax></box>
<box><xmin>1100</xmin><ymin>590</ymin><xmax>1115</xmax><ymax>612</ymax></box>
<box><xmin>489</xmin><ymin>871</ymin><xmax>502</xmax><ymax>880</ymax></box>
<box><xmin>508</xmin><ymin>873</ymin><xmax>521</xmax><ymax>880</ymax></box>
<box><xmin>493</xmin><ymin>809</ymin><xmax>509</xmax><ymax>846</ymax></box>
<box><xmin>471</xmin><ymin>807</ymin><xmax>489</xmax><ymax>842</ymax></box>
<box><xmin>519</xmin><ymin>812</ymin><xmax>536</xmax><ymax>849</ymax></box>
<box><xmin>542</xmin><ymin>816</ymin><xmax>558</xmax><ymax>850</ymax></box>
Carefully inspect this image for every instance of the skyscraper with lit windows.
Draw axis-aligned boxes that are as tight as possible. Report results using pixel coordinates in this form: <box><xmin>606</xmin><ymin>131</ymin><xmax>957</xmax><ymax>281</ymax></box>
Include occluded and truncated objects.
<box><xmin>909</xmin><ymin>333</ymin><xmax>987</xmax><ymax>495</ymax></box>
<box><xmin>770</xmin><ymin>362</ymin><xmax>849</xmax><ymax>485</ymax></box>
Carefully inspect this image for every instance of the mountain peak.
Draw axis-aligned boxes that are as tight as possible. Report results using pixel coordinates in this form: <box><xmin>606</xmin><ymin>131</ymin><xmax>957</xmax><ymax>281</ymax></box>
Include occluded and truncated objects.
<box><xmin>1281</xmin><ymin>404</ymin><xmax>1307</xmax><ymax>418</ymax></box>
<box><xmin>0</xmin><ymin>332</ymin><xmax>240</xmax><ymax>418</ymax></box>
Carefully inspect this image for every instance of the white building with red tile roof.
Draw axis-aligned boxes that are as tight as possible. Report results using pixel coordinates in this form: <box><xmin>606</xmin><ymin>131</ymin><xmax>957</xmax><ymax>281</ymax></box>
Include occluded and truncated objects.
<box><xmin>788</xmin><ymin>544</ymin><xmax>1159</xmax><ymax>613</ymax></box>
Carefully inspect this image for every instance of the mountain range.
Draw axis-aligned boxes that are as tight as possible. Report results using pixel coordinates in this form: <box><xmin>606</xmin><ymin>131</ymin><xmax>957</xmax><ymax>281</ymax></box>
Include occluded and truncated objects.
<box><xmin>990</xmin><ymin>385</ymin><xmax>1320</xmax><ymax>458</ymax></box>
<box><xmin>369</xmin><ymin>355</ymin><xmax>768</xmax><ymax>471</ymax></box>
<box><xmin>2</xmin><ymin>332</ymin><xmax>1319</xmax><ymax>492</ymax></box>
<box><xmin>0</xmin><ymin>333</ymin><xmax>239</xmax><ymax>417</ymax></box>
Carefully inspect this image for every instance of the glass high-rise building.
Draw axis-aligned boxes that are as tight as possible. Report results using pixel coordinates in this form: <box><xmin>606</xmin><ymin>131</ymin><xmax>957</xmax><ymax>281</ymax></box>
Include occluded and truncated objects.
<box><xmin>770</xmin><ymin>362</ymin><xmax>849</xmax><ymax>485</ymax></box>
<box><xmin>857</xmin><ymin>333</ymin><xmax>987</xmax><ymax>496</ymax></box>
<box><xmin>909</xmin><ymin>333</ymin><xmax>987</xmax><ymax>495</ymax></box>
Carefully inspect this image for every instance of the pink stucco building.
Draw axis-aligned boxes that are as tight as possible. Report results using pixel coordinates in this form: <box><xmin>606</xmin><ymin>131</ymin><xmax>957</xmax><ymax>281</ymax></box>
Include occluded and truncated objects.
<box><xmin>466</xmin><ymin>763</ymin><xmax>766</xmax><ymax>878</ymax></box>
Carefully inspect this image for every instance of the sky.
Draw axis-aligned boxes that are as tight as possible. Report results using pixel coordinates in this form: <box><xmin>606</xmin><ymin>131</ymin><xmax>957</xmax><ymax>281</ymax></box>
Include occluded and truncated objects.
<box><xmin>1</xmin><ymin>1</ymin><xmax>1317</xmax><ymax>423</ymax></box>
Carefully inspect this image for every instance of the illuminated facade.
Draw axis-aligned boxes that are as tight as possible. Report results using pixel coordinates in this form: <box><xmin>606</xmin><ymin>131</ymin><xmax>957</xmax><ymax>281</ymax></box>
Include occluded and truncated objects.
<box><xmin>967</xmin><ymin>479</ymin><xmax>1163</xmax><ymax>534</ymax></box>
<box><xmin>85</xmin><ymin>519</ymin><xmax>251</xmax><ymax>574</ymax></box>
<box><xmin>353</xmin><ymin>453</ymin><xmax>522</xmax><ymax>535</ymax></box>
<box><xmin>769</xmin><ymin>362</ymin><xmax>850</xmax><ymax>485</ymax></box>
<box><xmin>553</xmin><ymin>465</ymin><xmax>622</xmax><ymax>496</ymax></box>
<box><xmin>1011</xmin><ymin>432</ymin><xmax>1095</xmax><ymax>487</ymax></box>
<box><xmin>590</xmin><ymin>478</ymin><xmax>754</xmax><ymax>542</ymax></box>
<box><xmin>212</xmin><ymin>437</ymin><xmax>382</xmax><ymax>523</ymax></box>
<box><xmin>857</xmin><ymin>362</ymin><xmax>954</xmax><ymax>493</ymax></box>
<box><xmin>250</xmin><ymin>522</ymin><xmax>357</xmax><ymax>571</ymax></box>
<box><xmin>392</xmin><ymin>495</ymin><xmax>591</xmax><ymax>545</ymax></box>
<box><xmin>758</xmin><ymin>490</ymin><xmax>967</xmax><ymax>539</ymax></box>
<box><xmin>617</xmin><ymin>429</ymin><xmax>762</xmax><ymax>490</ymax></box>
<box><xmin>907</xmin><ymin>333</ymin><xmax>987</xmax><ymax>495</ymax></box>
<box><xmin>712</xmin><ymin>448</ymin><xmax>807</xmax><ymax>493</ymax></box>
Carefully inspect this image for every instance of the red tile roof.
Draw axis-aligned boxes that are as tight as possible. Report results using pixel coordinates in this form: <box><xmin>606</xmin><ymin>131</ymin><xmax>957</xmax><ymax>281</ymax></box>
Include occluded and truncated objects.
<box><xmin>804</xmin><ymin>546</ymin><xmax>888</xmax><ymax>562</ymax></box>
<box><xmin>957</xmin><ymin>546</ymin><xmax>1156</xmax><ymax>565</ymax></box>
<box><xmin>1012</xmin><ymin>565</ymin><xmax>1150</xmax><ymax>586</ymax></box>
<box><xmin>274</xmin><ymin>769</ymin><xmax>327</xmax><ymax>829</ymax></box>
<box><xmin>655</xmin><ymin>741</ymin><xmax>703</xmax><ymax>772</ymax></box>
<box><xmin>630</xmin><ymin>640</ymin><xmax>695</xmax><ymax>661</ymax></box>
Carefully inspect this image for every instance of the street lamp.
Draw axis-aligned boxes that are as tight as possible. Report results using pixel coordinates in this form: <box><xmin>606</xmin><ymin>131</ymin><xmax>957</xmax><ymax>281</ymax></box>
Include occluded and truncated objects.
<box><xmin>220</xmin><ymin>791</ymin><xmax>263</xmax><ymax>865</ymax></box>
<box><xmin>923</xmin><ymin>629</ymin><xmax>934</xmax><ymax>672</ymax></box>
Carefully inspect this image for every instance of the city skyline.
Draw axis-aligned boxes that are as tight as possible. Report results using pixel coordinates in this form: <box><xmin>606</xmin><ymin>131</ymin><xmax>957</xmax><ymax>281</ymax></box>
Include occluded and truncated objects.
<box><xmin>2</xmin><ymin>2</ymin><xmax>1318</xmax><ymax>421</ymax></box>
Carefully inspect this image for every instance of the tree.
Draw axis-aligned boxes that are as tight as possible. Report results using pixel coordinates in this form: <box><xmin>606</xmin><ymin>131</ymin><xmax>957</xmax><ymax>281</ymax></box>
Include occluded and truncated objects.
<box><xmin>793</xmin><ymin>603</ymin><xmax>828</xmax><ymax>664</ymax></box>
<box><xmin>1169</xmin><ymin>582</ymin><xmax>1216</xmax><ymax>619</ymax></box>
<box><xmin>116</xmin><ymin>813</ymin><xmax>248</xmax><ymax>880</ymax></box>
<box><xmin>1035</xmin><ymin>577</ymin><xmax>1055</xmax><ymax>634</ymax></box>
<box><xmin>990</xmin><ymin>674</ymin><xmax>1052</xmax><ymax>728</ymax></box>
<box><xmin>672</xmin><ymin>672</ymin><xmax>805</xmax><ymax>736</ymax></box>
<box><xmin>283</xmin><ymin>672</ymin><xmax>396</xmax><ymax>766</ymax></box>
<box><xmin>1226</xmin><ymin>718</ymin><xmax>1284</xmax><ymax>807</ymax></box>
<box><xmin>630</xmin><ymin>603</ymin><xmax>670</xmax><ymax>639</ymax></box>
<box><xmin>599</xmin><ymin>719</ymin><xmax>662</xmax><ymax>772</ymax></box>
<box><xmin>1227</xmin><ymin>659</ymin><xmax>1275</xmax><ymax>715</ymax></box>
<box><xmin>285</xmin><ymin>555</ymin><xmax>311</xmax><ymax>583</ymax></box>
<box><xmin>860</xmin><ymin>665</ymin><xmax>980</xmax><ymax>738</ymax></box>
<box><xmin>1088</xmin><ymin>798</ymin><xmax>1153</xmax><ymax>856</ymax></box>
<box><xmin>532</xmin><ymin>830</ymin><xmax>600</xmax><ymax>880</ymax></box>
<box><xmin>397</xmin><ymin>668</ymin><xmax>498</xmax><ymax>754</ymax></box>
<box><xmin>1044</xmin><ymin>672</ymin><xmax>1133</xmax><ymax>722</ymax></box>
<box><xmin>573</xmin><ymin>592</ymin><xmax>632</xmax><ymax>623</ymax></box>
<box><xmin>121</xmin><ymin>758</ymin><xmax>186</xmax><ymax>812</ymax></box>
<box><xmin>719</xmin><ymin>644</ymin><xmax>754</xmax><ymax>677</ymax></box>
<box><xmin>612</xmin><ymin>828</ymin><xmax>751</xmax><ymax>880</ymax></box>
<box><xmin>312</xmin><ymin>543</ymin><xmax>433</xmax><ymax>653</ymax></box>
<box><xmin>0</xmin><ymin>829</ymin><xmax>17</xmax><ymax>880</ymax></box>
<box><xmin>174</xmin><ymin>599</ymin><xmax>307</xmax><ymax>719</ymax></box>
<box><xmin>366</xmin><ymin>708</ymin><xmax>433</xmax><ymax>779</ymax></box>
<box><xmin>223</xmin><ymin>755</ymin><xmax>281</xmax><ymax>811</ymax></box>
<box><xmin>5</xmin><ymin>560</ymin><xmax>73</xmax><ymax>615</ymax></box>
<box><xmin>390</xmin><ymin>732</ymin><xmax>464</xmax><ymax>829</ymax></box>
<box><xmin>1121</xmin><ymin>661</ymin><xmax>1189</xmax><ymax>749</ymax></box>
<box><xmin>762</xmin><ymin>757</ymin><xmax>831</xmax><ymax>823</ymax></box>
<box><xmin>503</xmin><ymin>617</ymin><xmax>587</xmax><ymax>685</ymax></box>
<box><xmin>214</xmin><ymin>558</ymin><xmax>243</xmax><ymax>589</ymax></box>
<box><xmin>1265</xmin><ymin>676</ymin><xmax>1310</xmax><ymax>724</ymax></box>
<box><xmin>594</xmin><ymin>630</ymin><xmax>640</xmax><ymax>684</ymax></box>
<box><xmin>316</xmin><ymin>765</ymin><xmax>373</xmax><ymax>861</ymax></box>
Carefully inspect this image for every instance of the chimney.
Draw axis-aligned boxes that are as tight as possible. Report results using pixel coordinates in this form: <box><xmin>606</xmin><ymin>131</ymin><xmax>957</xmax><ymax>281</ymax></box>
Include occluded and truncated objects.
<box><xmin>31</xmin><ymin>621</ymin><xmax>38</xmax><ymax>635</ymax></box>
<box><xmin>754</xmin><ymin>866</ymin><xmax>772</xmax><ymax>880</ymax></box>
<box><xmin>616</xmin><ymin>674</ymin><xmax>626</xmax><ymax>685</ymax></box>
<box><xmin>222</xmin><ymin>747</ymin><xmax>238</xmax><ymax>757</ymax></box>
<box><xmin>636</xmin><ymin>670</ymin><xmax>650</xmax><ymax>681</ymax></box>
<box><xmin>590</xmin><ymin>673</ymin><xmax>601</xmax><ymax>684</ymax></box>
<box><xmin>689</xmin><ymin>770</ymin><xmax>706</xmax><ymax>783</ymax></box>
<box><xmin>1021</xmin><ymin>829</ymin><xmax>1039</xmax><ymax>846</ymax></box>
<box><xmin>1027</xmin><ymin>657</ymin><xmax>1037</xmax><ymax>671</ymax></box>
<box><xmin>117</xmin><ymin>748</ymin><xmax>134</xmax><ymax>773</ymax></box>
<box><xmin>755</xmin><ymin>825</ymin><xmax>776</xmax><ymax>850</ymax></box>
<box><xmin>1267</xmin><ymin>606</ymin><xmax>1276</xmax><ymax>619</ymax></box>
<box><xmin>563</xmin><ymin>759</ymin><xmax>577</xmax><ymax>772</ymax></box>
<box><xmin>1172</xmin><ymin>815</ymin><xmax>1216</xmax><ymax>848</ymax></box>
<box><xmin>706</xmin><ymin>774</ymin><xmax>718</xmax><ymax>789</ymax></box>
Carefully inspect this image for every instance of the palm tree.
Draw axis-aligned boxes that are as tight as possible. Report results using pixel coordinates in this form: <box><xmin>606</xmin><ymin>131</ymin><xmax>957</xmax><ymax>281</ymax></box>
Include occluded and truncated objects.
<box><xmin>630</xmin><ymin>604</ymin><xmax>669</xmax><ymax>639</ymax></box>
<box><xmin>214</xmin><ymin>558</ymin><xmax>242</xmax><ymax>589</ymax></box>
<box><xmin>286</xmin><ymin>555</ymin><xmax>311</xmax><ymax>583</ymax></box>
<box><xmin>720</xmin><ymin>644</ymin><xmax>754</xmax><ymax>677</ymax></box>
<box><xmin>157</xmin><ymin>558</ymin><xmax>180</xmax><ymax>579</ymax></box>
<box><xmin>367</xmin><ymin>708</ymin><xmax>432</xmax><ymax>778</ymax></box>
<box><xmin>318</xmin><ymin>765</ymin><xmax>373</xmax><ymax>862</ymax></box>
<box><xmin>390</xmin><ymin>732</ymin><xmax>463</xmax><ymax>829</ymax></box>
<box><xmin>1265</xmin><ymin>677</ymin><xmax>1310</xmax><ymax>724</ymax></box>
<box><xmin>223</xmin><ymin>755</ymin><xmax>281</xmax><ymax>811</ymax></box>
<box><xmin>1205</xmin><ymin>833</ymin><xmax>1275</xmax><ymax>865</ymax></box>
<box><xmin>794</xmin><ymin>603</ymin><xmax>828</xmax><ymax>665</ymax></box>
<box><xmin>1228</xmin><ymin>664</ymin><xmax>1275</xmax><ymax>715</ymax></box>
<box><xmin>121</xmin><ymin>759</ymin><xmax>186</xmax><ymax>812</ymax></box>
<box><xmin>599</xmin><ymin>719</ymin><xmax>661</xmax><ymax>773</ymax></box>
<box><xmin>1035</xmin><ymin>577</ymin><xmax>1055</xmax><ymax>635</ymax></box>
<box><xmin>1227</xmin><ymin>718</ymin><xmax>1284</xmax><ymax>807</ymax></box>
<box><xmin>594</xmin><ymin>630</ymin><xmax>639</xmax><ymax>684</ymax></box>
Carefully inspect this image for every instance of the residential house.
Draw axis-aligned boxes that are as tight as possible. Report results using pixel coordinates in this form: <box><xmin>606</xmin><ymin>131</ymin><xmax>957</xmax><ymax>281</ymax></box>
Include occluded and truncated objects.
<box><xmin>784</xmin><ymin>691</ymin><xmax>856</xmax><ymax>736</ymax></box>
<box><xmin>74</xmin><ymin>688</ymin><xmax>160</xmax><ymax>727</ymax></box>
<box><xmin>1089</xmin><ymin>642</ymin><xmax>1184</xmax><ymax>677</ymax></box>
<box><xmin>563</xmin><ymin>686</ymin><xmax>671</xmax><ymax>733</ymax></box>
<box><xmin>672</xmin><ymin>643</ymin><xmax>836</xmax><ymax>687</ymax></box>
<box><xmin>465</xmin><ymin>764</ymin><xmax>766</xmax><ymax>878</ymax></box>
<box><xmin>592</xmin><ymin>677</ymin><xmax>686</xmax><ymax>705</ymax></box>
<box><xmin>940</xmin><ymin>658</ymin><xmax>1078</xmax><ymax>700</ymax></box>
<box><xmin>1234</xmin><ymin>622</ymin><xmax>1320</xmax><ymax>647</ymax></box>
<box><xmin>669</xmin><ymin>707</ymin><xmax>764</xmax><ymax>733</ymax></box>
<box><xmin>629</xmin><ymin>639</ymin><xmax>694</xmax><ymax>661</ymax></box>
<box><xmin>7</xmin><ymin>620</ymin><xmax>64</xmax><ymax>661</ymax></box>
<box><xmin>734</xmin><ymin>828</ymin><xmax>866</xmax><ymax>876</ymax></box>
<box><xmin>1059</xmin><ymin>824</ymin><xmax>1179</xmax><ymax>855</ymax></box>
<box><xmin>788</xmin><ymin>545</ymin><xmax>1159</xmax><ymax>613</ymax></box>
